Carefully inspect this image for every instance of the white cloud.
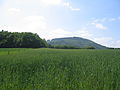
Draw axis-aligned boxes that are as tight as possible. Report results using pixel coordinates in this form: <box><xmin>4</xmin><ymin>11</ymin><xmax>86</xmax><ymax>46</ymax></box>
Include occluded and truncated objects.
<box><xmin>92</xmin><ymin>17</ymin><xmax>120</xmax><ymax>23</ymax></box>
<box><xmin>63</xmin><ymin>2</ymin><xmax>70</xmax><ymax>7</ymax></box>
<box><xmin>43</xmin><ymin>29</ymin><xmax>93</xmax><ymax>40</ymax></box>
<box><xmin>24</xmin><ymin>16</ymin><xmax>45</xmax><ymax>21</ymax></box>
<box><xmin>15</xmin><ymin>0</ymin><xmax>80</xmax><ymax>11</ymax></box>
<box><xmin>63</xmin><ymin>2</ymin><xmax>80</xmax><ymax>11</ymax></box>
<box><xmin>100</xmin><ymin>18</ymin><xmax>107</xmax><ymax>22</ymax></box>
<box><xmin>14</xmin><ymin>0</ymin><xmax>62</xmax><ymax>6</ymax></box>
<box><xmin>52</xmin><ymin>28</ymin><xmax>71</xmax><ymax>35</ymax></box>
<box><xmin>0</xmin><ymin>25</ymin><xmax>16</xmax><ymax>31</ymax></box>
<box><xmin>94</xmin><ymin>38</ymin><xmax>120</xmax><ymax>48</ymax></box>
<box><xmin>70</xmin><ymin>7</ymin><xmax>80</xmax><ymax>11</ymax></box>
<box><xmin>90</xmin><ymin>18</ymin><xmax>108</xmax><ymax>30</ymax></box>
<box><xmin>92</xmin><ymin>18</ymin><xmax>107</xmax><ymax>23</ymax></box>
<box><xmin>116</xmin><ymin>40</ymin><xmax>120</xmax><ymax>44</ymax></box>
<box><xmin>92</xmin><ymin>23</ymin><xmax>107</xmax><ymax>30</ymax></box>
<box><xmin>109</xmin><ymin>18</ymin><xmax>117</xmax><ymax>21</ymax></box>
<box><xmin>93</xmin><ymin>37</ymin><xmax>113</xmax><ymax>47</ymax></box>
<box><xmin>95</xmin><ymin>23</ymin><xmax>107</xmax><ymax>30</ymax></box>
<box><xmin>23</xmin><ymin>16</ymin><xmax>47</xmax><ymax>31</ymax></box>
<box><xmin>45</xmin><ymin>28</ymin><xmax>72</xmax><ymax>39</ymax></box>
<box><xmin>76</xmin><ymin>30</ymin><xmax>93</xmax><ymax>39</ymax></box>
<box><xmin>110</xmin><ymin>40</ymin><xmax>120</xmax><ymax>48</ymax></box>
<box><xmin>23</xmin><ymin>16</ymin><xmax>46</xmax><ymax>28</ymax></box>
<box><xmin>45</xmin><ymin>29</ymin><xmax>92</xmax><ymax>40</ymax></box>
<box><xmin>0</xmin><ymin>15</ymin><xmax>47</xmax><ymax>34</ymax></box>
<box><xmin>118</xmin><ymin>16</ymin><xmax>120</xmax><ymax>20</ymax></box>
<box><xmin>8</xmin><ymin>8</ymin><xmax>21</xmax><ymax>14</ymax></box>
<box><xmin>40</xmin><ymin>0</ymin><xmax>62</xmax><ymax>6</ymax></box>
<box><xmin>4</xmin><ymin>0</ymin><xmax>80</xmax><ymax>11</ymax></box>
<box><xmin>92</xmin><ymin>37</ymin><xmax>120</xmax><ymax>48</ymax></box>
<box><xmin>108</xmin><ymin>16</ymin><xmax>120</xmax><ymax>21</ymax></box>
<box><xmin>115</xmin><ymin>40</ymin><xmax>120</xmax><ymax>47</ymax></box>
<box><xmin>90</xmin><ymin>16</ymin><xmax>120</xmax><ymax>30</ymax></box>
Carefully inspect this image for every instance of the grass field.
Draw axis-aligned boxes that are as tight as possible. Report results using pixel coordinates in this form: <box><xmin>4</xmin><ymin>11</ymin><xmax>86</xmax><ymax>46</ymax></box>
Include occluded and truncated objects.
<box><xmin>0</xmin><ymin>48</ymin><xmax>120</xmax><ymax>90</ymax></box>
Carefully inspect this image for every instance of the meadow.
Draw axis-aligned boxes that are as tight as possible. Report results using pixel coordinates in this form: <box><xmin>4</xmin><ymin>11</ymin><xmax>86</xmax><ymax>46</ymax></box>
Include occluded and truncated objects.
<box><xmin>0</xmin><ymin>48</ymin><xmax>120</xmax><ymax>90</ymax></box>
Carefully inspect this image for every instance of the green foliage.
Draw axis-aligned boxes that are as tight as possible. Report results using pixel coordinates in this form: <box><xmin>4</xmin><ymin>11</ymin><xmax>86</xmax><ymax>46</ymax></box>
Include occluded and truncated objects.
<box><xmin>48</xmin><ymin>45</ymin><xmax>96</xmax><ymax>49</ymax></box>
<box><xmin>83</xmin><ymin>46</ymin><xmax>96</xmax><ymax>49</ymax></box>
<box><xmin>0</xmin><ymin>48</ymin><xmax>120</xmax><ymax>89</ymax></box>
<box><xmin>0</xmin><ymin>30</ymin><xmax>48</xmax><ymax>48</ymax></box>
<box><xmin>108</xmin><ymin>48</ymin><xmax>120</xmax><ymax>49</ymax></box>
<box><xmin>49</xmin><ymin>45</ymin><xmax>81</xmax><ymax>49</ymax></box>
<box><xmin>47</xmin><ymin>37</ymin><xmax>107</xmax><ymax>49</ymax></box>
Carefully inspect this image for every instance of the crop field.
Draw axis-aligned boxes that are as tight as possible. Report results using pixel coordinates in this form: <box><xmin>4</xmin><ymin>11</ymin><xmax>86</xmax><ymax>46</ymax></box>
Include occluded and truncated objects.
<box><xmin>0</xmin><ymin>48</ymin><xmax>120</xmax><ymax>90</ymax></box>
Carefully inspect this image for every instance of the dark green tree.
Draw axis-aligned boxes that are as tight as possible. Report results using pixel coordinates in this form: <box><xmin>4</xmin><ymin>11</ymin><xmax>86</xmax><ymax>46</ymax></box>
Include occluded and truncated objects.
<box><xmin>0</xmin><ymin>30</ymin><xmax>48</xmax><ymax>48</ymax></box>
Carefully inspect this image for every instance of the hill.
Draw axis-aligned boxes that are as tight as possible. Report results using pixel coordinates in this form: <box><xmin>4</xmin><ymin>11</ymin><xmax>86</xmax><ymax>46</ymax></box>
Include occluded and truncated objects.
<box><xmin>47</xmin><ymin>37</ymin><xmax>107</xmax><ymax>49</ymax></box>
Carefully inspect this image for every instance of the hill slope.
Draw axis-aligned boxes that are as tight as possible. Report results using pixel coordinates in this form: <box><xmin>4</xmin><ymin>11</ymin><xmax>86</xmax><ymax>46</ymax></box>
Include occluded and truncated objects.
<box><xmin>47</xmin><ymin>37</ymin><xmax>107</xmax><ymax>49</ymax></box>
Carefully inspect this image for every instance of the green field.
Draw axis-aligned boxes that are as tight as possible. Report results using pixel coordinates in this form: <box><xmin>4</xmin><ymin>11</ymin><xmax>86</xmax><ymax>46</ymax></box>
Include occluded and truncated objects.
<box><xmin>0</xmin><ymin>48</ymin><xmax>120</xmax><ymax>90</ymax></box>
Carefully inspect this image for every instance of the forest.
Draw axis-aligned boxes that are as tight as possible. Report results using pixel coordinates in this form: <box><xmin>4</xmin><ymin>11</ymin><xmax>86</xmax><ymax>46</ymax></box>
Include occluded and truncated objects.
<box><xmin>0</xmin><ymin>30</ymin><xmax>48</xmax><ymax>48</ymax></box>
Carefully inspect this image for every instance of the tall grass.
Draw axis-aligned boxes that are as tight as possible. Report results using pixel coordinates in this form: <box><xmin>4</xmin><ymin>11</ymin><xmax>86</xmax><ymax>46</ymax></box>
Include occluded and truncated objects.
<box><xmin>0</xmin><ymin>48</ymin><xmax>120</xmax><ymax>90</ymax></box>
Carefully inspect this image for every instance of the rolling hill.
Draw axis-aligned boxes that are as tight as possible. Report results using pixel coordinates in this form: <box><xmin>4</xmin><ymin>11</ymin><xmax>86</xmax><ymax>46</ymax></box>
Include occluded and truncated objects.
<box><xmin>47</xmin><ymin>37</ymin><xmax>107</xmax><ymax>49</ymax></box>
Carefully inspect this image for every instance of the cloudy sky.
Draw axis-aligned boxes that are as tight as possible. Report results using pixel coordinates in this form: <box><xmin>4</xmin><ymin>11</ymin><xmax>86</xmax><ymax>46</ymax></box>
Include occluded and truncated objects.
<box><xmin>0</xmin><ymin>0</ymin><xmax>120</xmax><ymax>47</ymax></box>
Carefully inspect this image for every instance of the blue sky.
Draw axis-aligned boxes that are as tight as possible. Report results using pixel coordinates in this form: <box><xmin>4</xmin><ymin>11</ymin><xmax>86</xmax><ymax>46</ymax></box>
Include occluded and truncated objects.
<box><xmin>0</xmin><ymin>0</ymin><xmax>120</xmax><ymax>47</ymax></box>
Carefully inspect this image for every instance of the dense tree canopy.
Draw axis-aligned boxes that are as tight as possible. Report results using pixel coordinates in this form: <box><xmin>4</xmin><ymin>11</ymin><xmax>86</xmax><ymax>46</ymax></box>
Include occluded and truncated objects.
<box><xmin>0</xmin><ymin>30</ymin><xmax>48</xmax><ymax>48</ymax></box>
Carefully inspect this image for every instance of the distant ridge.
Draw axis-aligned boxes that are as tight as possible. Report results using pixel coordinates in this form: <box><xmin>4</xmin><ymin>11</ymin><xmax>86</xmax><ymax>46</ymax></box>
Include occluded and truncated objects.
<box><xmin>47</xmin><ymin>37</ymin><xmax>107</xmax><ymax>49</ymax></box>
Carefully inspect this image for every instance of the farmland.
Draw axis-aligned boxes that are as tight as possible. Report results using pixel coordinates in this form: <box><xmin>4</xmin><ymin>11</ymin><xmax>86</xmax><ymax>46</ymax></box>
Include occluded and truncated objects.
<box><xmin>0</xmin><ymin>48</ymin><xmax>120</xmax><ymax>90</ymax></box>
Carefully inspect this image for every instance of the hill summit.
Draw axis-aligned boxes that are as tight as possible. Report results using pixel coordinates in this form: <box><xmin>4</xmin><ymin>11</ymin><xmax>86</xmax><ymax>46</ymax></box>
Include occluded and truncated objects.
<box><xmin>47</xmin><ymin>37</ymin><xmax>107</xmax><ymax>49</ymax></box>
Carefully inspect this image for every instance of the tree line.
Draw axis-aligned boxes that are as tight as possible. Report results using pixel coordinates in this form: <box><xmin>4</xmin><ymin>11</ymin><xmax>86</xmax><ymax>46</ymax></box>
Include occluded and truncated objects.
<box><xmin>0</xmin><ymin>30</ymin><xmax>48</xmax><ymax>48</ymax></box>
<box><xmin>0</xmin><ymin>30</ymin><xmax>96</xmax><ymax>49</ymax></box>
<box><xmin>49</xmin><ymin>45</ymin><xmax>95</xmax><ymax>49</ymax></box>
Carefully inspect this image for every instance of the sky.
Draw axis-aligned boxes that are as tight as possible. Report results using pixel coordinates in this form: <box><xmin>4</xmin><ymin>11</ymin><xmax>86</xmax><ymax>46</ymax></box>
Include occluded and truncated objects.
<box><xmin>0</xmin><ymin>0</ymin><xmax>120</xmax><ymax>48</ymax></box>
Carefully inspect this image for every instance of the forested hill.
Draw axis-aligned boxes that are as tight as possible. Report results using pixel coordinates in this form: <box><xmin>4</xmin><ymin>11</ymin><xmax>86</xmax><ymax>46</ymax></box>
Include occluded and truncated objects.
<box><xmin>0</xmin><ymin>30</ymin><xmax>48</xmax><ymax>48</ymax></box>
<box><xmin>48</xmin><ymin>37</ymin><xmax>107</xmax><ymax>49</ymax></box>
